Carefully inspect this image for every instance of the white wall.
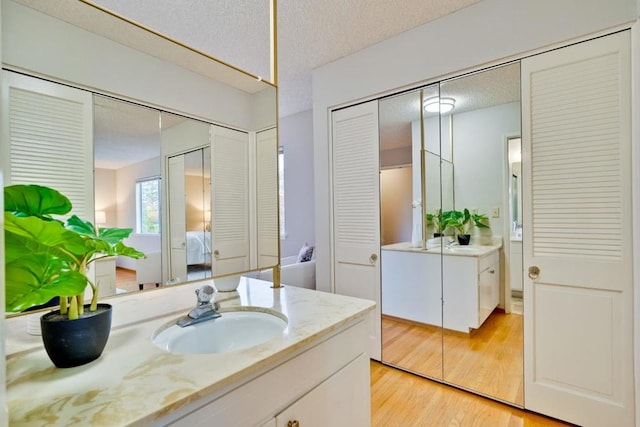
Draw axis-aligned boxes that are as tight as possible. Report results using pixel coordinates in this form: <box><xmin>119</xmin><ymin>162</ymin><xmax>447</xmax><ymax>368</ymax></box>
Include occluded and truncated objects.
<box><xmin>279</xmin><ymin>110</ymin><xmax>315</xmax><ymax>257</ymax></box>
<box><xmin>95</xmin><ymin>168</ymin><xmax>117</xmax><ymax>228</ymax></box>
<box><xmin>380</xmin><ymin>167</ymin><xmax>413</xmax><ymax>245</ymax></box>
<box><xmin>312</xmin><ymin>0</ymin><xmax>637</xmax><ymax>294</ymax></box>
<box><xmin>453</xmin><ymin>102</ymin><xmax>521</xmax><ymax>240</ymax></box>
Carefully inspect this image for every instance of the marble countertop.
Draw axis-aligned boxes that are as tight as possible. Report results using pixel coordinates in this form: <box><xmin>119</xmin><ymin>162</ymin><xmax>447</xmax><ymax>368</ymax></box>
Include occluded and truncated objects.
<box><xmin>5</xmin><ymin>277</ymin><xmax>375</xmax><ymax>426</ymax></box>
<box><xmin>382</xmin><ymin>241</ymin><xmax>501</xmax><ymax>257</ymax></box>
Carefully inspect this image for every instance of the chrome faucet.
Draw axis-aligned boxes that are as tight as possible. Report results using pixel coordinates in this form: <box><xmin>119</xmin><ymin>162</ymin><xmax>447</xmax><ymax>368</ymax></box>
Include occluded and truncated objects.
<box><xmin>177</xmin><ymin>285</ymin><xmax>221</xmax><ymax>327</ymax></box>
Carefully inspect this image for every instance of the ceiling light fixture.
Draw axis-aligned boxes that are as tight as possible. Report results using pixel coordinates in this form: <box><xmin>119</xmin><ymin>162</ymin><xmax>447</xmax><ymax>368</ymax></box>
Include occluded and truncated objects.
<box><xmin>423</xmin><ymin>97</ymin><xmax>455</xmax><ymax>114</ymax></box>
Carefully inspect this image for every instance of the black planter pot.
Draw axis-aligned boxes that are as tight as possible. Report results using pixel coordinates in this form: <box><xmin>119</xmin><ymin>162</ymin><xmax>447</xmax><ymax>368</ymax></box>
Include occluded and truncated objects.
<box><xmin>433</xmin><ymin>233</ymin><xmax>443</xmax><ymax>238</ymax></box>
<box><xmin>40</xmin><ymin>303</ymin><xmax>112</xmax><ymax>368</ymax></box>
<box><xmin>457</xmin><ymin>234</ymin><xmax>471</xmax><ymax>245</ymax></box>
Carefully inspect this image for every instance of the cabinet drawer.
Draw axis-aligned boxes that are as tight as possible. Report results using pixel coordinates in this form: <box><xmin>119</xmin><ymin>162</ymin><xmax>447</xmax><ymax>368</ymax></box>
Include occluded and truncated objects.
<box><xmin>478</xmin><ymin>250</ymin><xmax>498</xmax><ymax>273</ymax></box>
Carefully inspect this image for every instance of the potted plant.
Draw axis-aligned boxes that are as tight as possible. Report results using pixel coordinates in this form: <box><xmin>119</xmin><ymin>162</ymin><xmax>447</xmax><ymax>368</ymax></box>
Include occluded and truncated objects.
<box><xmin>4</xmin><ymin>184</ymin><xmax>145</xmax><ymax>368</ymax></box>
<box><xmin>443</xmin><ymin>209</ymin><xmax>490</xmax><ymax>245</ymax></box>
<box><xmin>426</xmin><ymin>210</ymin><xmax>444</xmax><ymax>237</ymax></box>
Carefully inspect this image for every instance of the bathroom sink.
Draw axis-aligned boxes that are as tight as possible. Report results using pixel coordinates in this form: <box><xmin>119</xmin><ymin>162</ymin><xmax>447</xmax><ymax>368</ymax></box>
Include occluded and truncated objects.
<box><xmin>153</xmin><ymin>309</ymin><xmax>288</xmax><ymax>355</ymax></box>
<box><xmin>445</xmin><ymin>246</ymin><xmax>483</xmax><ymax>254</ymax></box>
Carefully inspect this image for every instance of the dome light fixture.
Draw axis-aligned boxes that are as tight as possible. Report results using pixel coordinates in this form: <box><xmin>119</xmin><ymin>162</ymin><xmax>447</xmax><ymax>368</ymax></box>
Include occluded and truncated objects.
<box><xmin>423</xmin><ymin>96</ymin><xmax>455</xmax><ymax>114</ymax></box>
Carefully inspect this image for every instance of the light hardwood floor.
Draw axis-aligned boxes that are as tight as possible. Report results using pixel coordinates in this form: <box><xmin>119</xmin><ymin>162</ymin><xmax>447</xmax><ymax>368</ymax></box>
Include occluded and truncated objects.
<box><xmin>382</xmin><ymin>309</ymin><xmax>524</xmax><ymax>405</ymax></box>
<box><xmin>371</xmin><ymin>361</ymin><xmax>573</xmax><ymax>426</ymax></box>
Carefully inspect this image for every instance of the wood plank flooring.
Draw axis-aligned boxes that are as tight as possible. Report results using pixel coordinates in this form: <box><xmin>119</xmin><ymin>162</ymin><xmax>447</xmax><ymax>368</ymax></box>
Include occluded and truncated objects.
<box><xmin>371</xmin><ymin>361</ymin><xmax>573</xmax><ymax>426</ymax></box>
<box><xmin>382</xmin><ymin>309</ymin><xmax>524</xmax><ymax>405</ymax></box>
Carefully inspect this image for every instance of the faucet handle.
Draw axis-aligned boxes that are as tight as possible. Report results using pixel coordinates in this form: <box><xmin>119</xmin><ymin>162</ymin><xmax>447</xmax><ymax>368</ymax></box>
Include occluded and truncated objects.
<box><xmin>195</xmin><ymin>285</ymin><xmax>214</xmax><ymax>305</ymax></box>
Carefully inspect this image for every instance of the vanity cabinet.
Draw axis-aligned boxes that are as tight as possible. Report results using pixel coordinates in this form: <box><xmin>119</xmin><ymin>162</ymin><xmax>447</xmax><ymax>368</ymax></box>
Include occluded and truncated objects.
<box><xmin>94</xmin><ymin>256</ymin><xmax>117</xmax><ymax>297</ymax></box>
<box><xmin>161</xmin><ymin>319</ymin><xmax>370</xmax><ymax>426</ymax></box>
<box><xmin>443</xmin><ymin>249</ymin><xmax>499</xmax><ymax>333</ymax></box>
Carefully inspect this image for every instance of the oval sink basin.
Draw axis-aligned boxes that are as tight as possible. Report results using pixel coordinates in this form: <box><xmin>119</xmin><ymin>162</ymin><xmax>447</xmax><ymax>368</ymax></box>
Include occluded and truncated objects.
<box><xmin>446</xmin><ymin>246</ymin><xmax>482</xmax><ymax>254</ymax></box>
<box><xmin>153</xmin><ymin>309</ymin><xmax>288</xmax><ymax>355</ymax></box>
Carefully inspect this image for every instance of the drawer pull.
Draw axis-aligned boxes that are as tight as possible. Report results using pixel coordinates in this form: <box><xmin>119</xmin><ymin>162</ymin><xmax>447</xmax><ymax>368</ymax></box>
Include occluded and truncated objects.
<box><xmin>489</xmin><ymin>269</ymin><xmax>495</xmax><ymax>274</ymax></box>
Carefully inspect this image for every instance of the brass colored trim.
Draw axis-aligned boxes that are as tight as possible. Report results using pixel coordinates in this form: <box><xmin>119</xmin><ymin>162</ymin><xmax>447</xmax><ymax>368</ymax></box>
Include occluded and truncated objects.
<box><xmin>77</xmin><ymin>0</ymin><xmax>276</xmax><ymax>89</ymax></box>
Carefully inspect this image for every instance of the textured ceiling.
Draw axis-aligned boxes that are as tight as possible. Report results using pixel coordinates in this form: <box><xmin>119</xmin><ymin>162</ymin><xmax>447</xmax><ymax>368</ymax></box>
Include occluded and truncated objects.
<box><xmin>91</xmin><ymin>0</ymin><xmax>482</xmax><ymax>118</ymax></box>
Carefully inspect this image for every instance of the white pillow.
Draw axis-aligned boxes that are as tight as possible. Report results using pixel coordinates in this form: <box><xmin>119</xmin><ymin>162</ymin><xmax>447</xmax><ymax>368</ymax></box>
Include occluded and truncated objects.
<box><xmin>297</xmin><ymin>243</ymin><xmax>314</xmax><ymax>263</ymax></box>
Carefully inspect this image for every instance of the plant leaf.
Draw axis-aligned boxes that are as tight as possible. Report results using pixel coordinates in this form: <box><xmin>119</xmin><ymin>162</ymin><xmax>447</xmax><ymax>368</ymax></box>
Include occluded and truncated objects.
<box><xmin>5</xmin><ymin>254</ymin><xmax>87</xmax><ymax>313</ymax></box>
<box><xmin>4</xmin><ymin>214</ymin><xmax>87</xmax><ymax>258</ymax></box>
<box><xmin>4</xmin><ymin>184</ymin><xmax>72</xmax><ymax>217</ymax></box>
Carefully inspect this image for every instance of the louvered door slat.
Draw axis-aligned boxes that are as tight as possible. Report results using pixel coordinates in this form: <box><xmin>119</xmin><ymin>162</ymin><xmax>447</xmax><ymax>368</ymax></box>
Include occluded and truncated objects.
<box><xmin>530</xmin><ymin>50</ymin><xmax>623</xmax><ymax>261</ymax></box>
<box><xmin>2</xmin><ymin>71</ymin><xmax>93</xmax><ymax>221</ymax></box>
<box><xmin>210</xmin><ymin>125</ymin><xmax>250</xmax><ymax>275</ymax></box>
<box><xmin>256</xmin><ymin>128</ymin><xmax>279</xmax><ymax>267</ymax></box>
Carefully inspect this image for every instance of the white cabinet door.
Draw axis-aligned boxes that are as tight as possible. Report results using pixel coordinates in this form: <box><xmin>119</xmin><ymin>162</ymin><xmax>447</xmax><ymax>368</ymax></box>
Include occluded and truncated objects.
<box><xmin>331</xmin><ymin>101</ymin><xmax>381</xmax><ymax>360</ymax></box>
<box><xmin>522</xmin><ymin>31</ymin><xmax>634</xmax><ymax>426</ymax></box>
<box><xmin>275</xmin><ymin>354</ymin><xmax>370</xmax><ymax>427</ymax></box>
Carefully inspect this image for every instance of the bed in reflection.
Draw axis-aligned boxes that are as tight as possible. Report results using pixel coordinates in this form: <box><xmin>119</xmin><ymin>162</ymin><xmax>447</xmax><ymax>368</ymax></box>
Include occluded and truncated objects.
<box><xmin>186</xmin><ymin>230</ymin><xmax>212</xmax><ymax>266</ymax></box>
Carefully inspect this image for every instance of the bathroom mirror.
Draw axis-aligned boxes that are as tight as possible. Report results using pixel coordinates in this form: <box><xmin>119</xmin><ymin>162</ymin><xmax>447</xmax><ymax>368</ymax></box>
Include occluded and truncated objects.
<box><xmin>378</xmin><ymin>62</ymin><xmax>523</xmax><ymax>405</ymax></box>
<box><xmin>1</xmin><ymin>0</ymin><xmax>279</xmax><ymax>304</ymax></box>
<box><xmin>379</xmin><ymin>84</ymin><xmax>444</xmax><ymax>381</ymax></box>
<box><xmin>440</xmin><ymin>62</ymin><xmax>523</xmax><ymax>405</ymax></box>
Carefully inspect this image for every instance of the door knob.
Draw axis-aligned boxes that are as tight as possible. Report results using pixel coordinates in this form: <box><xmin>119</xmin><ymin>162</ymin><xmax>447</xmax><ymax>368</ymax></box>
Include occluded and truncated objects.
<box><xmin>369</xmin><ymin>253</ymin><xmax>378</xmax><ymax>264</ymax></box>
<box><xmin>528</xmin><ymin>265</ymin><xmax>540</xmax><ymax>280</ymax></box>
<box><xmin>213</xmin><ymin>250</ymin><xmax>220</xmax><ymax>258</ymax></box>
<box><xmin>287</xmin><ymin>421</ymin><xmax>300</xmax><ymax>427</ymax></box>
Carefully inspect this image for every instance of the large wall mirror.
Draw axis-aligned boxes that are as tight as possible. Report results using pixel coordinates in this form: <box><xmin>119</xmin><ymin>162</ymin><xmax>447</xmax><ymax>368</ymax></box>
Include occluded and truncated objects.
<box><xmin>379</xmin><ymin>62</ymin><xmax>523</xmax><ymax>405</ymax></box>
<box><xmin>1</xmin><ymin>0</ymin><xmax>279</xmax><ymax>304</ymax></box>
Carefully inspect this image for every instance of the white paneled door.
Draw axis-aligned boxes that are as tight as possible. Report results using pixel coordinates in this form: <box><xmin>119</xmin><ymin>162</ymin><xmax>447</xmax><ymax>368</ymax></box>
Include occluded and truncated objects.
<box><xmin>331</xmin><ymin>101</ymin><xmax>381</xmax><ymax>360</ymax></box>
<box><xmin>210</xmin><ymin>125</ymin><xmax>250</xmax><ymax>276</ymax></box>
<box><xmin>168</xmin><ymin>155</ymin><xmax>187</xmax><ymax>282</ymax></box>
<box><xmin>522</xmin><ymin>31</ymin><xmax>633</xmax><ymax>426</ymax></box>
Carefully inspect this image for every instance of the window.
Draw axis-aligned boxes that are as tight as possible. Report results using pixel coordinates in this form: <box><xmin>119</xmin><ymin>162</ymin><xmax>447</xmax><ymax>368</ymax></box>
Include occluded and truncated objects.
<box><xmin>279</xmin><ymin>146</ymin><xmax>286</xmax><ymax>239</ymax></box>
<box><xmin>136</xmin><ymin>177</ymin><xmax>160</xmax><ymax>234</ymax></box>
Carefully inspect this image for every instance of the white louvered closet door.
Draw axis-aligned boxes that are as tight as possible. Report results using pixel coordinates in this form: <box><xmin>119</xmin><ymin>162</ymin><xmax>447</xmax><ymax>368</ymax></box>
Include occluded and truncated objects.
<box><xmin>1</xmin><ymin>71</ymin><xmax>93</xmax><ymax>220</ymax></box>
<box><xmin>522</xmin><ymin>31</ymin><xmax>633</xmax><ymax>426</ymax></box>
<box><xmin>167</xmin><ymin>155</ymin><xmax>187</xmax><ymax>282</ymax></box>
<box><xmin>256</xmin><ymin>128</ymin><xmax>279</xmax><ymax>268</ymax></box>
<box><xmin>331</xmin><ymin>101</ymin><xmax>381</xmax><ymax>360</ymax></box>
<box><xmin>210</xmin><ymin>125</ymin><xmax>250</xmax><ymax>276</ymax></box>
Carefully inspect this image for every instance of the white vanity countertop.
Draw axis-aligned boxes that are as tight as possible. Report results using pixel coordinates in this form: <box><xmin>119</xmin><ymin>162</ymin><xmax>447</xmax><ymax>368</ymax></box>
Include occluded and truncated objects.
<box><xmin>5</xmin><ymin>278</ymin><xmax>375</xmax><ymax>426</ymax></box>
<box><xmin>382</xmin><ymin>241</ymin><xmax>501</xmax><ymax>257</ymax></box>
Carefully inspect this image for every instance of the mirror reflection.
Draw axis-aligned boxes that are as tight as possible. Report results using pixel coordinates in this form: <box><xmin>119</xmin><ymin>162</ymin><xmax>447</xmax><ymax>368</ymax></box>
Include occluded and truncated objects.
<box><xmin>379</xmin><ymin>62</ymin><xmax>524</xmax><ymax>406</ymax></box>
<box><xmin>2</xmin><ymin>0</ymin><xmax>279</xmax><ymax>304</ymax></box>
<box><xmin>440</xmin><ymin>63</ymin><xmax>522</xmax><ymax>405</ymax></box>
<box><xmin>379</xmin><ymin>84</ymin><xmax>444</xmax><ymax>380</ymax></box>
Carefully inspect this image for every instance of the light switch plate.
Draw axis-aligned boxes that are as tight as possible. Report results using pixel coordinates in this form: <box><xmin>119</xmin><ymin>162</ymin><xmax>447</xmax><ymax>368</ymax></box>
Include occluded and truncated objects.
<box><xmin>491</xmin><ymin>207</ymin><xmax>500</xmax><ymax>218</ymax></box>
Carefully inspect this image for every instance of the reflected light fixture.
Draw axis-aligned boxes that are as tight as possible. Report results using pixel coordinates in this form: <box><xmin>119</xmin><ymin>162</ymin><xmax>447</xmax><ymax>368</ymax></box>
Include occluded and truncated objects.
<box><xmin>423</xmin><ymin>96</ymin><xmax>455</xmax><ymax>114</ymax></box>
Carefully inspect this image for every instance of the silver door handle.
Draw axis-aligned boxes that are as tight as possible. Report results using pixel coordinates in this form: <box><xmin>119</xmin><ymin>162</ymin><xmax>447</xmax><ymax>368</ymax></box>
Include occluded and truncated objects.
<box><xmin>528</xmin><ymin>265</ymin><xmax>540</xmax><ymax>280</ymax></box>
<box><xmin>369</xmin><ymin>253</ymin><xmax>378</xmax><ymax>264</ymax></box>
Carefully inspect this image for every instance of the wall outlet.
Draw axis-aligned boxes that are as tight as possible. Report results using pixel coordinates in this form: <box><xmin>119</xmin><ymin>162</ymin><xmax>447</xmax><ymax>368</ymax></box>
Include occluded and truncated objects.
<box><xmin>491</xmin><ymin>207</ymin><xmax>500</xmax><ymax>218</ymax></box>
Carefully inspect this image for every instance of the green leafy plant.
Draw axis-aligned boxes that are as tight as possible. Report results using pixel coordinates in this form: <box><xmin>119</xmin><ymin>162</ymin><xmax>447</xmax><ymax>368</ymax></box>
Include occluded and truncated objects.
<box><xmin>443</xmin><ymin>209</ymin><xmax>490</xmax><ymax>235</ymax></box>
<box><xmin>426</xmin><ymin>210</ymin><xmax>444</xmax><ymax>235</ymax></box>
<box><xmin>4</xmin><ymin>184</ymin><xmax>144</xmax><ymax>318</ymax></box>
